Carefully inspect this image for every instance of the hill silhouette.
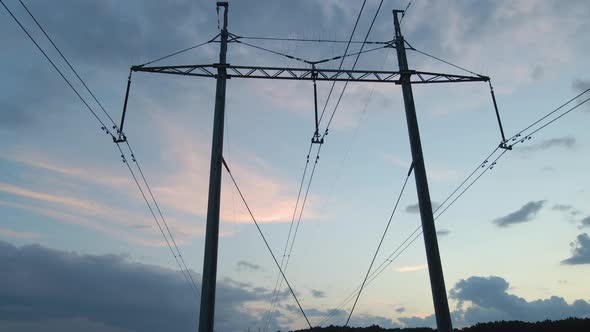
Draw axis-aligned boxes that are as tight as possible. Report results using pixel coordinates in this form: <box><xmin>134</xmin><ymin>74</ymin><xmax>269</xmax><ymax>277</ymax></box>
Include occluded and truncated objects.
<box><xmin>289</xmin><ymin>317</ymin><xmax>590</xmax><ymax>332</ymax></box>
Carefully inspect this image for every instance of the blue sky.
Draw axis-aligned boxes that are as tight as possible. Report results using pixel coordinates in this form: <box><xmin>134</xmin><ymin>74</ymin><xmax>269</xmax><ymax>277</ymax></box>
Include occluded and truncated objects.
<box><xmin>1</xmin><ymin>0</ymin><xmax>590</xmax><ymax>331</ymax></box>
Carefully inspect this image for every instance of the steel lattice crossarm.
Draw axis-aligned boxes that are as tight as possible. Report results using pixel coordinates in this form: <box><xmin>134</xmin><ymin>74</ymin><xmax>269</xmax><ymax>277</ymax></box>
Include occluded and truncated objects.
<box><xmin>130</xmin><ymin>63</ymin><xmax>489</xmax><ymax>84</ymax></box>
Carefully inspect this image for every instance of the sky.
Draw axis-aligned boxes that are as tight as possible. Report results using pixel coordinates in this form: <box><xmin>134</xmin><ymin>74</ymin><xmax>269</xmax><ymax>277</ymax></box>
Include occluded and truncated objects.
<box><xmin>1</xmin><ymin>0</ymin><xmax>590</xmax><ymax>331</ymax></box>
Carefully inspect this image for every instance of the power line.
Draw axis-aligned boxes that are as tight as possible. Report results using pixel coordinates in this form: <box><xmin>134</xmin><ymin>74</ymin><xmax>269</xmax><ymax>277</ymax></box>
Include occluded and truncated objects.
<box><xmin>318</xmin><ymin>41</ymin><xmax>395</xmax><ymax>216</ymax></box>
<box><xmin>399</xmin><ymin>1</ymin><xmax>413</xmax><ymax>25</ymax></box>
<box><xmin>264</xmin><ymin>1</ymin><xmax>368</xmax><ymax>327</ymax></box>
<box><xmin>263</xmin><ymin>143</ymin><xmax>313</xmax><ymax>332</ymax></box>
<box><xmin>318</xmin><ymin>147</ymin><xmax>504</xmax><ymax>326</ymax></box>
<box><xmin>405</xmin><ymin>40</ymin><xmax>484</xmax><ymax>77</ymax></box>
<box><xmin>138</xmin><ymin>37</ymin><xmax>218</xmax><ymax>67</ymax></box>
<box><xmin>17</xmin><ymin>0</ymin><xmax>119</xmax><ymax>129</ymax></box>
<box><xmin>320</xmin><ymin>89</ymin><xmax>590</xmax><ymax>326</ymax></box>
<box><xmin>3</xmin><ymin>0</ymin><xmax>199</xmax><ymax>296</ymax></box>
<box><xmin>221</xmin><ymin>157</ymin><xmax>312</xmax><ymax>330</ymax></box>
<box><xmin>317</xmin><ymin>0</ymin><xmax>368</xmax><ymax>124</ymax></box>
<box><xmin>263</xmin><ymin>42</ymin><xmax>306</xmax><ymax>332</ymax></box>
<box><xmin>115</xmin><ymin>143</ymin><xmax>200</xmax><ymax>298</ymax></box>
<box><xmin>344</xmin><ymin>163</ymin><xmax>413</xmax><ymax>326</ymax></box>
<box><xmin>321</xmin><ymin>0</ymin><xmax>386</xmax><ymax>132</ymax></box>
<box><xmin>231</xmin><ymin>35</ymin><xmax>312</xmax><ymax>65</ymax></box>
<box><xmin>123</xmin><ymin>141</ymin><xmax>200</xmax><ymax>293</ymax></box>
<box><xmin>264</xmin><ymin>144</ymin><xmax>322</xmax><ymax>332</ymax></box>
<box><xmin>506</xmin><ymin>88</ymin><xmax>590</xmax><ymax>144</ymax></box>
<box><xmin>271</xmin><ymin>2</ymin><xmax>385</xmax><ymax>325</ymax></box>
<box><xmin>515</xmin><ymin>95</ymin><xmax>590</xmax><ymax>144</ymax></box>
<box><xmin>0</xmin><ymin>0</ymin><xmax>112</xmax><ymax>135</ymax></box>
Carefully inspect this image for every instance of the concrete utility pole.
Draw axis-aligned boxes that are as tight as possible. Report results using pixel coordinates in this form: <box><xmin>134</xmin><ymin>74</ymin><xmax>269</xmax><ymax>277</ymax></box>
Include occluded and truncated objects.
<box><xmin>199</xmin><ymin>2</ymin><xmax>228</xmax><ymax>332</ymax></box>
<box><xmin>392</xmin><ymin>10</ymin><xmax>453</xmax><ymax>332</ymax></box>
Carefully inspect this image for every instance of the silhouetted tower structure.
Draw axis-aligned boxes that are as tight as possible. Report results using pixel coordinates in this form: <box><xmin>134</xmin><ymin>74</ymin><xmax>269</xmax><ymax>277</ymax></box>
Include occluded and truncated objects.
<box><xmin>198</xmin><ymin>2</ymin><xmax>228</xmax><ymax>332</ymax></box>
<box><xmin>123</xmin><ymin>4</ymin><xmax>495</xmax><ymax>331</ymax></box>
<box><xmin>392</xmin><ymin>10</ymin><xmax>451</xmax><ymax>332</ymax></box>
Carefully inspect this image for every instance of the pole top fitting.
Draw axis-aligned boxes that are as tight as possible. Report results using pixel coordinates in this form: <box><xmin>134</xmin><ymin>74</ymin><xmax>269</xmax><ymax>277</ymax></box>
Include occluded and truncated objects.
<box><xmin>216</xmin><ymin>1</ymin><xmax>228</xmax><ymax>7</ymax></box>
<box><xmin>392</xmin><ymin>9</ymin><xmax>405</xmax><ymax>13</ymax></box>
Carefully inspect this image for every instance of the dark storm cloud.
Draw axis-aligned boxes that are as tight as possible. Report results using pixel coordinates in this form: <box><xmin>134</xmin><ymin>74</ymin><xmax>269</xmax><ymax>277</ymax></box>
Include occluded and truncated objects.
<box><xmin>236</xmin><ymin>260</ymin><xmax>262</xmax><ymax>271</ymax></box>
<box><xmin>11</xmin><ymin>0</ymin><xmax>213</xmax><ymax>66</ymax></box>
<box><xmin>405</xmin><ymin>201</ymin><xmax>440</xmax><ymax>214</ymax></box>
<box><xmin>518</xmin><ymin>136</ymin><xmax>576</xmax><ymax>153</ymax></box>
<box><xmin>0</xmin><ymin>0</ymin><xmax>215</xmax><ymax>129</ymax></box>
<box><xmin>0</xmin><ymin>241</ymin><xmax>287</xmax><ymax>332</ymax></box>
<box><xmin>562</xmin><ymin>233</ymin><xmax>590</xmax><ymax>265</ymax></box>
<box><xmin>0</xmin><ymin>64</ymin><xmax>73</xmax><ymax>129</ymax></box>
<box><xmin>493</xmin><ymin>200</ymin><xmax>546</xmax><ymax>227</ymax></box>
<box><xmin>398</xmin><ymin>314</ymin><xmax>437</xmax><ymax>329</ymax></box>
<box><xmin>310</xmin><ymin>289</ymin><xmax>326</xmax><ymax>298</ymax></box>
<box><xmin>399</xmin><ymin>276</ymin><xmax>590</xmax><ymax>328</ymax></box>
<box><xmin>450</xmin><ymin>276</ymin><xmax>590</xmax><ymax>325</ymax></box>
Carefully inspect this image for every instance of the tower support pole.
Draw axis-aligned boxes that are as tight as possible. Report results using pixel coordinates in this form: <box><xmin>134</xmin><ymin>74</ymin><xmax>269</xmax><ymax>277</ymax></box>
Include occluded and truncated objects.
<box><xmin>199</xmin><ymin>2</ymin><xmax>228</xmax><ymax>332</ymax></box>
<box><xmin>392</xmin><ymin>10</ymin><xmax>453</xmax><ymax>332</ymax></box>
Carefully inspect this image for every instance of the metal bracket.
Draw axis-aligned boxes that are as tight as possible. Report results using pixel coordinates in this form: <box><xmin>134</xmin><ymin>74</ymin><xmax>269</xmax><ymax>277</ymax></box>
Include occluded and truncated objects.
<box><xmin>114</xmin><ymin>70</ymin><xmax>132</xmax><ymax>143</ymax></box>
<box><xmin>311</xmin><ymin>68</ymin><xmax>324</xmax><ymax>145</ymax></box>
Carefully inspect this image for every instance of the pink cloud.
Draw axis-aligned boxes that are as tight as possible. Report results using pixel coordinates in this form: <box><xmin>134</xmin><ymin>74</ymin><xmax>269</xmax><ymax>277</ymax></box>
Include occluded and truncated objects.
<box><xmin>394</xmin><ymin>264</ymin><xmax>427</xmax><ymax>273</ymax></box>
<box><xmin>151</xmin><ymin>115</ymin><xmax>318</xmax><ymax>224</ymax></box>
<box><xmin>0</xmin><ymin>227</ymin><xmax>41</xmax><ymax>240</ymax></box>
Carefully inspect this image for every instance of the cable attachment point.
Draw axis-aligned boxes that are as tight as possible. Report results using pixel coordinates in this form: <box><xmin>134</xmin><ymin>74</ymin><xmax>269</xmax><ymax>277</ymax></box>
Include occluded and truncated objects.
<box><xmin>499</xmin><ymin>142</ymin><xmax>512</xmax><ymax>150</ymax></box>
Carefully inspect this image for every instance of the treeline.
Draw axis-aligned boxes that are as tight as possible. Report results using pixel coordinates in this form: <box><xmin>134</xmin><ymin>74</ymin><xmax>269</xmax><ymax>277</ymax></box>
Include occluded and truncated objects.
<box><xmin>289</xmin><ymin>317</ymin><xmax>590</xmax><ymax>332</ymax></box>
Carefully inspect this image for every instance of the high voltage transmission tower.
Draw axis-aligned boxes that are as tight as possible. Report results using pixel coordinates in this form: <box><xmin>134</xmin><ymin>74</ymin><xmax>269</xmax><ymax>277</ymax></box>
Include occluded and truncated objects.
<box><xmin>116</xmin><ymin>3</ymin><xmax>503</xmax><ymax>332</ymax></box>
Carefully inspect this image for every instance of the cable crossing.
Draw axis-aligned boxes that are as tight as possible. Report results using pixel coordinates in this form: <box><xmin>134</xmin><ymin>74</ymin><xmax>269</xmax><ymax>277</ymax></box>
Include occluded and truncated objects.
<box><xmin>221</xmin><ymin>157</ymin><xmax>313</xmax><ymax>330</ymax></box>
<box><xmin>318</xmin><ymin>88</ymin><xmax>590</xmax><ymax>326</ymax></box>
<box><xmin>344</xmin><ymin>163</ymin><xmax>414</xmax><ymax>326</ymax></box>
<box><xmin>263</xmin><ymin>1</ymin><xmax>370</xmax><ymax>328</ymax></box>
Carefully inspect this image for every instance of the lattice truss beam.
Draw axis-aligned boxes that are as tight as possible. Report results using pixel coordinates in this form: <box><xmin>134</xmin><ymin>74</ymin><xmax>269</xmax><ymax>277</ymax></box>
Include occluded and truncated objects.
<box><xmin>131</xmin><ymin>64</ymin><xmax>489</xmax><ymax>84</ymax></box>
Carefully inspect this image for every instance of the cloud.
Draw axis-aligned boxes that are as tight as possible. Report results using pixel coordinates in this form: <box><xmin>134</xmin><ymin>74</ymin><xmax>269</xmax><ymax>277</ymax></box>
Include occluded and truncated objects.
<box><xmin>405</xmin><ymin>202</ymin><xmax>441</xmax><ymax>214</ymax></box>
<box><xmin>399</xmin><ymin>275</ymin><xmax>590</xmax><ymax>328</ymax></box>
<box><xmin>152</xmin><ymin>118</ymin><xmax>319</xmax><ymax>225</ymax></box>
<box><xmin>572</xmin><ymin>79</ymin><xmax>590</xmax><ymax>111</ymax></box>
<box><xmin>531</xmin><ymin>65</ymin><xmax>544</xmax><ymax>80</ymax></box>
<box><xmin>517</xmin><ymin>136</ymin><xmax>576</xmax><ymax>153</ymax></box>
<box><xmin>581</xmin><ymin>216</ymin><xmax>590</xmax><ymax>228</ymax></box>
<box><xmin>493</xmin><ymin>200</ymin><xmax>546</xmax><ymax>227</ymax></box>
<box><xmin>551</xmin><ymin>204</ymin><xmax>582</xmax><ymax>222</ymax></box>
<box><xmin>310</xmin><ymin>289</ymin><xmax>326</xmax><ymax>299</ymax></box>
<box><xmin>0</xmin><ymin>241</ymin><xmax>289</xmax><ymax>332</ymax></box>
<box><xmin>237</xmin><ymin>260</ymin><xmax>262</xmax><ymax>272</ymax></box>
<box><xmin>553</xmin><ymin>204</ymin><xmax>574</xmax><ymax>212</ymax></box>
<box><xmin>561</xmin><ymin>233</ymin><xmax>590</xmax><ymax>265</ymax></box>
<box><xmin>394</xmin><ymin>264</ymin><xmax>427</xmax><ymax>273</ymax></box>
<box><xmin>449</xmin><ymin>275</ymin><xmax>590</xmax><ymax>326</ymax></box>
<box><xmin>398</xmin><ymin>314</ymin><xmax>437</xmax><ymax>329</ymax></box>
<box><xmin>0</xmin><ymin>227</ymin><xmax>41</xmax><ymax>240</ymax></box>
<box><xmin>0</xmin><ymin>182</ymin><xmax>203</xmax><ymax>246</ymax></box>
<box><xmin>437</xmin><ymin>229</ymin><xmax>451</xmax><ymax>236</ymax></box>
<box><xmin>395</xmin><ymin>307</ymin><xmax>406</xmax><ymax>314</ymax></box>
